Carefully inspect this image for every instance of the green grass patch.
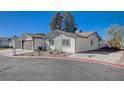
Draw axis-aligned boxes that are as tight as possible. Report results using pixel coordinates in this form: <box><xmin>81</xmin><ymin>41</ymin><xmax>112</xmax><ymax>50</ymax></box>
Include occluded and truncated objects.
<box><xmin>0</xmin><ymin>48</ymin><xmax>10</xmax><ymax>51</ymax></box>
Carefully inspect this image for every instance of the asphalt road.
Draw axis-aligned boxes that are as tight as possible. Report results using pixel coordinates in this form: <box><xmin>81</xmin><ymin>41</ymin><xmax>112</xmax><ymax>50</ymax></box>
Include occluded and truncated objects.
<box><xmin>0</xmin><ymin>56</ymin><xmax>124</xmax><ymax>81</ymax></box>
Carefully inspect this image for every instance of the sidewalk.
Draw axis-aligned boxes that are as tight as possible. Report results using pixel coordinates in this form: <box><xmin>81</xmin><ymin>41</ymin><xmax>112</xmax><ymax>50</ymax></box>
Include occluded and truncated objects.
<box><xmin>0</xmin><ymin>49</ymin><xmax>33</xmax><ymax>56</ymax></box>
<box><xmin>117</xmin><ymin>52</ymin><xmax>124</xmax><ymax>64</ymax></box>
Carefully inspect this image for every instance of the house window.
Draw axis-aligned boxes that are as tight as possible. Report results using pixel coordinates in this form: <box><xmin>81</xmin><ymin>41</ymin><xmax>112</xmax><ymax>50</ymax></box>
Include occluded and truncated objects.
<box><xmin>49</xmin><ymin>40</ymin><xmax>54</xmax><ymax>46</ymax></box>
<box><xmin>91</xmin><ymin>40</ymin><xmax>93</xmax><ymax>47</ymax></box>
<box><xmin>62</xmin><ymin>39</ymin><xmax>70</xmax><ymax>47</ymax></box>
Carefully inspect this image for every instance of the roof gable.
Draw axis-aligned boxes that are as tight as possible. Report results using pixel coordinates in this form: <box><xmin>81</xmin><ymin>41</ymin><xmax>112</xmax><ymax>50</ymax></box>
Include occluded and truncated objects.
<box><xmin>46</xmin><ymin>30</ymin><xmax>86</xmax><ymax>38</ymax></box>
<box><xmin>77</xmin><ymin>32</ymin><xmax>95</xmax><ymax>37</ymax></box>
<box><xmin>19</xmin><ymin>33</ymin><xmax>45</xmax><ymax>40</ymax></box>
<box><xmin>46</xmin><ymin>30</ymin><xmax>60</xmax><ymax>38</ymax></box>
<box><xmin>19</xmin><ymin>33</ymin><xmax>32</xmax><ymax>40</ymax></box>
<box><xmin>46</xmin><ymin>30</ymin><xmax>101</xmax><ymax>40</ymax></box>
<box><xmin>77</xmin><ymin>32</ymin><xmax>101</xmax><ymax>40</ymax></box>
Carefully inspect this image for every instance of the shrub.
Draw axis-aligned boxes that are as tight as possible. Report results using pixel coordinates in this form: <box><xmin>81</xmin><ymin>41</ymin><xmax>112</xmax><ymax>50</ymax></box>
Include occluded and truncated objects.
<box><xmin>38</xmin><ymin>46</ymin><xmax>43</xmax><ymax>51</ymax></box>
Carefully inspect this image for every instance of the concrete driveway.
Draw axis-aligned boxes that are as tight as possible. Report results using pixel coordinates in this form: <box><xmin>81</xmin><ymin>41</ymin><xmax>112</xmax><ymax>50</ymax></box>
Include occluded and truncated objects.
<box><xmin>0</xmin><ymin>56</ymin><xmax>124</xmax><ymax>81</ymax></box>
<box><xmin>69</xmin><ymin>51</ymin><xmax>123</xmax><ymax>64</ymax></box>
<box><xmin>0</xmin><ymin>49</ymin><xmax>33</xmax><ymax>56</ymax></box>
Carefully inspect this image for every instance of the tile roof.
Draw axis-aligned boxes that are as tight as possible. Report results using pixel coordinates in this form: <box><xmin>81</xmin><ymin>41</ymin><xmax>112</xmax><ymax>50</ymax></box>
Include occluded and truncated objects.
<box><xmin>31</xmin><ymin>34</ymin><xmax>45</xmax><ymax>38</ymax></box>
<box><xmin>77</xmin><ymin>32</ymin><xmax>95</xmax><ymax>37</ymax></box>
<box><xmin>54</xmin><ymin>30</ymin><xmax>86</xmax><ymax>38</ymax></box>
<box><xmin>24</xmin><ymin>33</ymin><xmax>45</xmax><ymax>38</ymax></box>
<box><xmin>54</xmin><ymin>30</ymin><xmax>97</xmax><ymax>38</ymax></box>
<box><xmin>54</xmin><ymin>30</ymin><xmax>101</xmax><ymax>40</ymax></box>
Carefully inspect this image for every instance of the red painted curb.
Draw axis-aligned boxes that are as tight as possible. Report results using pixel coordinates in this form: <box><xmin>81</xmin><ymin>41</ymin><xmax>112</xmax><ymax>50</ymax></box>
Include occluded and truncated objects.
<box><xmin>68</xmin><ymin>57</ymin><xmax>124</xmax><ymax>69</ymax></box>
<box><xmin>9</xmin><ymin>55</ymin><xmax>124</xmax><ymax>70</ymax></box>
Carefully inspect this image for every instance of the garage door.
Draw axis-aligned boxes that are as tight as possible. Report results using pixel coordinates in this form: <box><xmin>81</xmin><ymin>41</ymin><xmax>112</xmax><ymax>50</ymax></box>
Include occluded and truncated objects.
<box><xmin>15</xmin><ymin>41</ymin><xmax>22</xmax><ymax>49</ymax></box>
<box><xmin>23</xmin><ymin>40</ymin><xmax>32</xmax><ymax>50</ymax></box>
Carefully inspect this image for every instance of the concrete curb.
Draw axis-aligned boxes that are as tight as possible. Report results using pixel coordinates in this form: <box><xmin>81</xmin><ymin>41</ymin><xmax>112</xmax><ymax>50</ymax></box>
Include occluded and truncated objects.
<box><xmin>9</xmin><ymin>55</ymin><xmax>124</xmax><ymax>70</ymax></box>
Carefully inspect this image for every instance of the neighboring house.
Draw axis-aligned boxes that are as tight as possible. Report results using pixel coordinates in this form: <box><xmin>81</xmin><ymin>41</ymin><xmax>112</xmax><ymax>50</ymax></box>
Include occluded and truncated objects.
<box><xmin>19</xmin><ymin>33</ymin><xmax>45</xmax><ymax>50</ymax></box>
<box><xmin>46</xmin><ymin>30</ymin><xmax>101</xmax><ymax>53</ymax></box>
<box><xmin>9</xmin><ymin>35</ymin><xmax>21</xmax><ymax>49</ymax></box>
<box><xmin>99</xmin><ymin>39</ymin><xmax>106</xmax><ymax>48</ymax></box>
<box><xmin>0</xmin><ymin>37</ymin><xmax>9</xmax><ymax>48</ymax></box>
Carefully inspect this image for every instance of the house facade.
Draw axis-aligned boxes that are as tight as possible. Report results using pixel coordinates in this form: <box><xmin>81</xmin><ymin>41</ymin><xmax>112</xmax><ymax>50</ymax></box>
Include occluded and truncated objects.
<box><xmin>11</xmin><ymin>30</ymin><xmax>102</xmax><ymax>53</ymax></box>
<box><xmin>0</xmin><ymin>37</ymin><xmax>9</xmax><ymax>48</ymax></box>
<box><xmin>9</xmin><ymin>35</ymin><xmax>21</xmax><ymax>48</ymax></box>
<box><xmin>46</xmin><ymin>30</ymin><xmax>101</xmax><ymax>53</ymax></box>
<box><xmin>19</xmin><ymin>33</ymin><xmax>45</xmax><ymax>50</ymax></box>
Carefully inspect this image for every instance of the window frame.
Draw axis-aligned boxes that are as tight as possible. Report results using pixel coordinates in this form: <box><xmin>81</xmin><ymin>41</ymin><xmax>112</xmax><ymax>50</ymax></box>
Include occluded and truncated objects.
<box><xmin>91</xmin><ymin>40</ymin><xmax>93</xmax><ymax>47</ymax></box>
<box><xmin>62</xmin><ymin>39</ymin><xmax>70</xmax><ymax>47</ymax></box>
<box><xmin>49</xmin><ymin>39</ymin><xmax>54</xmax><ymax>46</ymax></box>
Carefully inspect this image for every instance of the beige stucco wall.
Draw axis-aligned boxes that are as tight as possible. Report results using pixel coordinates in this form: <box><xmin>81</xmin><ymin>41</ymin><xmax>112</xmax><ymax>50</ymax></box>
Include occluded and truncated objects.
<box><xmin>34</xmin><ymin>38</ymin><xmax>45</xmax><ymax>50</ymax></box>
<box><xmin>46</xmin><ymin>32</ymin><xmax>100</xmax><ymax>53</ymax></box>
<box><xmin>61</xmin><ymin>35</ymin><xmax>75</xmax><ymax>53</ymax></box>
<box><xmin>46</xmin><ymin>34</ymin><xmax>76</xmax><ymax>53</ymax></box>
<box><xmin>76</xmin><ymin>33</ymin><xmax>99</xmax><ymax>52</ymax></box>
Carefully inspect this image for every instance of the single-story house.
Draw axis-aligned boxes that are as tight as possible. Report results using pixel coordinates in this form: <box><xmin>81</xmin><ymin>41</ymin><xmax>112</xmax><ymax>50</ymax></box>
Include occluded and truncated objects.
<box><xmin>0</xmin><ymin>37</ymin><xmax>10</xmax><ymax>48</ymax></box>
<box><xmin>19</xmin><ymin>33</ymin><xmax>45</xmax><ymax>50</ymax></box>
<box><xmin>99</xmin><ymin>39</ymin><xmax>106</xmax><ymax>48</ymax></box>
<box><xmin>46</xmin><ymin>30</ymin><xmax>101</xmax><ymax>53</ymax></box>
<box><xmin>9</xmin><ymin>35</ymin><xmax>21</xmax><ymax>49</ymax></box>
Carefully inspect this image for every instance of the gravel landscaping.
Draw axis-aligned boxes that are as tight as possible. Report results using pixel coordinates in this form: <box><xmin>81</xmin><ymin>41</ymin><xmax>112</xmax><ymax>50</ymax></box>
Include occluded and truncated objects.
<box><xmin>14</xmin><ymin>51</ymin><xmax>71</xmax><ymax>57</ymax></box>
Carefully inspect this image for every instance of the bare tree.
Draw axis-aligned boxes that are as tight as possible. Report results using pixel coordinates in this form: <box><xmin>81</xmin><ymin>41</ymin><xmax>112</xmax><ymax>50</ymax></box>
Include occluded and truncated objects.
<box><xmin>107</xmin><ymin>24</ymin><xmax>124</xmax><ymax>48</ymax></box>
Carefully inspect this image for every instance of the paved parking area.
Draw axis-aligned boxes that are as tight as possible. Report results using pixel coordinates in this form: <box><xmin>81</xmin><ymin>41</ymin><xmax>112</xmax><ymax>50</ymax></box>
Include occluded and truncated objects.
<box><xmin>0</xmin><ymin>56</ymin><xmax>124</xmax><ymax>81</ymax></box>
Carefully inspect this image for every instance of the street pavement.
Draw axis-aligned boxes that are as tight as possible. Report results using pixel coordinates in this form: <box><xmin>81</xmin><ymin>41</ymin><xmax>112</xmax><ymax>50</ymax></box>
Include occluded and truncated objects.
<box><xmin>0</xmin><ymin>55</ymin><xmax>124</xmax><ymax>81</ymax></box>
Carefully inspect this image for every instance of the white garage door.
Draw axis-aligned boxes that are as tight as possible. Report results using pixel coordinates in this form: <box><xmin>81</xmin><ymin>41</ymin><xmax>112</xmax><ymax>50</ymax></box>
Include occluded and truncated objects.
<box><xmin>15</xmin><ymin>41</ymin><xmax>22</xmax><ymax>49</ymax></box>
<box><xmin>23</xmin><ymin>40</ymin><xmax>32</xmax><ymax>50</ymax></box>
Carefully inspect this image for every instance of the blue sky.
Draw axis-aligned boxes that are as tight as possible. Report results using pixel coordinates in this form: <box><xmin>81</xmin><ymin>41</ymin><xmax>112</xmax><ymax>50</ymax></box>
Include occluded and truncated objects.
<box><xmin>0</xmin><ymin>11</ymin><xmax>124</xmax><ymax>39</ymax></box>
